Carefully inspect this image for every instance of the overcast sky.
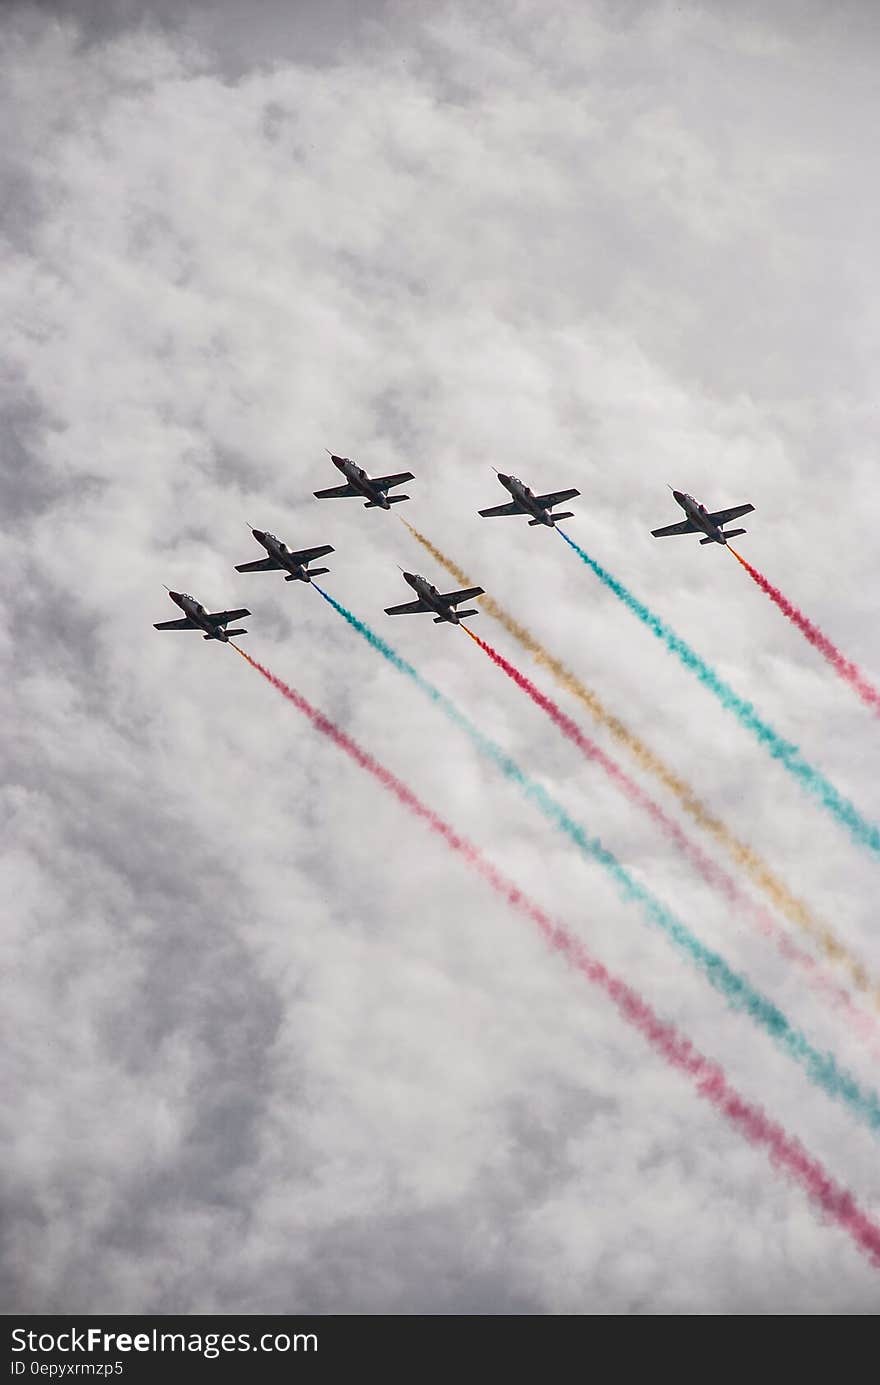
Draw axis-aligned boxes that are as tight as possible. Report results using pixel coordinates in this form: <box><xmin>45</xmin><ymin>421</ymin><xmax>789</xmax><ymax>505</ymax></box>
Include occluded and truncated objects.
<box><xmin>3</xmin><ymin>0</ymin><xmax>879</xmax><ymax>1314</ymax></box>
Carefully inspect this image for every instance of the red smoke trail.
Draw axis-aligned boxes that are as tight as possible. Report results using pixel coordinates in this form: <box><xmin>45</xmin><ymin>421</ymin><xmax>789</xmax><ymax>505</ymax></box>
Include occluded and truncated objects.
<box><xmin>233</xmin><ymin>643</ymin><xmax>880</xmax><ymax>1269</ymax></box>
<box><xmin>729</xmin><ymin>549</ymin><xmax>880</xmax><ymax>716</ymax></box>
<box><xmin>460</xmin><ymin>628</ymin><xmax>880</xmax><ymax>1052</ymax></box>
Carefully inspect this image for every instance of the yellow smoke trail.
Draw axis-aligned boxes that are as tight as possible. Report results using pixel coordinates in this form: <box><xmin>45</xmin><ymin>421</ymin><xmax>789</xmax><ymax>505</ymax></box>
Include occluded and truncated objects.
<box><xmin>402</xmin><ymin>519</ymin><xmax>878</xmax><ymax>1007</ymax></box>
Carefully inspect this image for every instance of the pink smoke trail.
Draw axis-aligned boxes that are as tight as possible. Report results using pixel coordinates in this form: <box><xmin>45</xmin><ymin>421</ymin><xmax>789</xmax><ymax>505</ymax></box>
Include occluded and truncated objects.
<box><xmin>730</xmin><ymin>549</ymin><xmax>880</xmax><ymax>716</ymax></box>
<box><xmin>234</xmin><ymin>643</ymin><xmax>880</xmax><ymax>1270</ymax></box>
<box><xmin>461</xmin><ymin>627</ymin><xmax>880</xmax><ymax>1053</ymax></box>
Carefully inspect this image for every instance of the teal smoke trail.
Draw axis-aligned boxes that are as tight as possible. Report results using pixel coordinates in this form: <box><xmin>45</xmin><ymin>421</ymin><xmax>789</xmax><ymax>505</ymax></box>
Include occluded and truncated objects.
<box><xmin>557</xmin><ymin>530</ymin><xmax>880</xmax><ymax>857</ymax></box>
<box><xmin>312</xmin><ymin>585</ymin><xmax>880</xmax><ymax>1137</ymax></box>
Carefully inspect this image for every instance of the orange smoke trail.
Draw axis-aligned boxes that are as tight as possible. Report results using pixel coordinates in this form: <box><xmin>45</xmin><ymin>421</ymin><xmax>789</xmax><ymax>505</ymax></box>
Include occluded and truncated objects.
<box><xmin>403</xmin><ymin>520</ymin><xmax>879</xmax><ymax>1010</ymax></box>
<box><xmin>729</xmin><ymin>547</ymin><xmax>880</xmax><ymax>716</ymax></box>
<box><xmin>461</xmin><ymin>622</ymin><xmax>880</xmax><ymax>1051</ymax></box>
<box><xmin>232</xmin><ymin>641</ymin><xmax>880</xmax><ymax>1270</ymax></box>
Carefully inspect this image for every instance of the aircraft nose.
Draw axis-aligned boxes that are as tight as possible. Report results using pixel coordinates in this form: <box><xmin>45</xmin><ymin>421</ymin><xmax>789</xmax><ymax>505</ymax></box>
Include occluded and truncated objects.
<box><xmin>403</xmin><ymin>571</ymin><xmax>416</xmax><ymax>583</ymax></box>
<box><xmin>672</xmin><ymin>490</ymin><xmax>684</xmax><ymax>502</ymax></box>
<box><xmin>498</xmin><ymin>473</ymin><xmax>510</xmax><ymax>485</ymax></box>
<box><xmin>169</xmin><ymin>590</ymin><xmax>182</xmax><ymax>602</ymax></box>
<box><xmin>252</xmin><ymin>528</ymin><xmax>265</xmax><ymax>541</ymax></box>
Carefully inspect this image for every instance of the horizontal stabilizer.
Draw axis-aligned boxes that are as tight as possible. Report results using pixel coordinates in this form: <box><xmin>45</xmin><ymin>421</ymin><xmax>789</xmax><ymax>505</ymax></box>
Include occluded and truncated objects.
<box><xmin>224</xmin><ymin>628</ymin><xmax>247</xmax><ymax>637</ymax></box>
<box><xmin>699</xmin><ymin>536</ymin><xmax>716</xmax><ymax>545</ymax></box>
<box><xmin>552</xmin><ymin>511</ymin><xmax>574</xmax><ymax>522</ymax></box>
<box><xmin>283</xmin><ymin>572</ymin><xmax>306</xmax><ymax>582</ymax></box>
<box><xmin>455</xmin><ymin>610</ymin><xmax>479</xmax><ymax>619</ymax></box>
<box><xmin>386</xmin><ymin>493</ymin><xmax>410</xmax><ymax>505</ymax></box>
<box><xmin>723</xmin><ymin>528</ymin><xmax>747</xmax><ymax>539</ymax></box>
<box><xmin>528</xmin><ymin>517</ymin><xmax>544</xmax><ymax>525</ymax></box>
<box><xmin>307</xmin><ymin>566</ymin><xmax>330</xmax><ymax>577</ymax></box>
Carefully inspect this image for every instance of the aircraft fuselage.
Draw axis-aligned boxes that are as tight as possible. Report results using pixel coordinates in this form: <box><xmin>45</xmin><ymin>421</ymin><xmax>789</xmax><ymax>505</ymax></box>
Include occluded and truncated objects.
<box><xmin>333</xmin><ymin>455</ymin><xmax>391</xmax><ymax>509</ymax></box>
<box><xmin>403</xmin><ymin>572</ymin><xmax>461</xmax><ymax>624</ymax></box>
<box><xmin>498</xmin><ymin>473</ymin><xmax>555</xmax><ymax>526</ymax></box>
<box><xmin>673</xmin><ymin>490</ymin><xmax>728</xmax><ymax>545</ymax></box>
<box><xmin>169</xmin><ymin>591</ymin><xmax>231</xmax><ymax>641</ymax></box>
<box><xmin>253</xmin><ymin>530</ymin><xmax>311</xmax><ymax>582</ymax></box>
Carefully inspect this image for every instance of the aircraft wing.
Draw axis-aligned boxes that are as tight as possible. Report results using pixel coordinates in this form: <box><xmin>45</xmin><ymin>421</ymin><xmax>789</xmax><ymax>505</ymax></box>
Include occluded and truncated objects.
<box><xmin>373</xmin><ymin>471</ymin><xmax>415</xmax><ymax>492</ymax></box>
<box><xmin>478</xmin><ymin>501</ymin><xmax>523</xmax><ymax>517</ymax></box>
<box><xmin>208</xmin><ymin>608</ymin><xmax>251</xmax><ymax>625</ymax></box>
<box><xmin>289</xmin><ymin>544</ymin><xmax>334</xmax><ymax>564</ymax></box>
<box><xmin>153</xmin><ymin>617</ymin><xmax>197</xmax><ymax>630</ymax></box>
<box><xmin>234</xmin><ymin>557</ymin><xmax>283</xmax><ymax>572</ymax></box>
<box><xmin>444</xmin><ymin>586</ymin><xmax>484</xmax><ymax>605</ymax></box>
<box><xmin>707</xmin><ymin>503</ymin><xmax>755</xmax><ymax>527</ymax></box>
<box><xmin>384</xmin><ymin>599</ymin><xmax>430</xmax><ymax>615</ymax></box>
<box><xmin>535</xmin><ymin>488</ymin><xmax>580</xmax><ymax>508</ymax></box>
<box><xmin>651</xmin><ymin>519</ymin><xmax>698</xmax><ymax>537</ymax></box>
<box><xmin>314</xmin><ymin>483</ymin><xmax>358</xmax><ymax>499</ymax></box>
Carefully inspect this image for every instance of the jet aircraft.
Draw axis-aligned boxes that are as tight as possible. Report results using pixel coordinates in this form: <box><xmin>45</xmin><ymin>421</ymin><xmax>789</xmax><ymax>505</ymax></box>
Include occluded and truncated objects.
<box><xmin>314</xmin><ymin>453</ymin><xmax>414</xmax><ymax>510</ymax></box>
<box><xmin>235</xmin><ymin>528</ymin><xmax>334</xmax><ymax>583</ymax></box>
<box><xmin>478</xmin><ymin>471</ymin><xmax>580</xmax><ymax>527</ymax></box>
<box><xmin>651</xmin><ymin>489</ymin><xmax>755</xmax><ymax>546</ymax></box>
<box><xmin>384</xmin><ymin>571</ymin><xmax>484</xmax><ymax>625</ymax></box>
<box><xmin>153</xmin><ymin>590</ymin><xmax>250</xmax><ymax>642</ymax></box>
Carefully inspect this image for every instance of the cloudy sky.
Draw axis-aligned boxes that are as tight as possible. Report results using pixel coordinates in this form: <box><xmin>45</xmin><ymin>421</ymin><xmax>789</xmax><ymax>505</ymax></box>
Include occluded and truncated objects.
<box><xmin>3</xmin><ymin>0</ymin><xmax>879</xmax><ymax>1313</ymax></box>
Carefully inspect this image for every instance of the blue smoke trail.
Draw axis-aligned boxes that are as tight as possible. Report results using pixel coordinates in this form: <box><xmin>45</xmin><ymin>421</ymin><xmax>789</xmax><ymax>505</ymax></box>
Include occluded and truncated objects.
<box><xmin>312</xmin><ymin>584</ymin><xmax>880</xmax><ymax>1137</ymax></box>
<box><xmin>558</xmin><ymin>530</ymin><xmax>880</xmax><ymax>858</ymax></box>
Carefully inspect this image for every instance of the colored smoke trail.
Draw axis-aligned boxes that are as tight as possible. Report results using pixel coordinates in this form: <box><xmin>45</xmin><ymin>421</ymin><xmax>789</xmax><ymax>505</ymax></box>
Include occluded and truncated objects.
<box><xmin>231</xmin><ymin>642</ymin><xmax>880</xmax><ymax>1271</ymax></box>
<box><xmin>460</xmin><ymin>625</ymin><xmax>880</xmax><ymax>1051</ymax></box>
<box><xmin>400</xmin><ymin>520</ymin><xmax>878</xmax><ymax>1009</ymax></box>
<box><xmin>729</xmin><ymin>548</ymin><xmax>880</xmax><ymax>716</ymax></box>
<box><xmin>557</xmin><ymin>529</ymin><xmax>880</xmax><ymax>858</ymax></box>
<box><xmin>309</xmin><ymin>589</ymin><xmax>880</xmax><ymax>1137</ymax></box>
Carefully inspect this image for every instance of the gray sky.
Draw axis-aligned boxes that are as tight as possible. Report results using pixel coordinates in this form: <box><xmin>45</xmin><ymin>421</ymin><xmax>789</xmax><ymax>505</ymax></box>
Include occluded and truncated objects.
<box><xmin>3</xmin><ymin>0</ymin><xmax>880</xmax><ymax>1313</ymax></box>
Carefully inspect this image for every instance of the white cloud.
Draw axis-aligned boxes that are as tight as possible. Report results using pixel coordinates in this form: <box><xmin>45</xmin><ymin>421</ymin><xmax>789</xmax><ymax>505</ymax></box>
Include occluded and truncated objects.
<box><xmin>2</xmin><ymin>0</ymin><xmax>879</xmax><ymax>1312</ymax></box>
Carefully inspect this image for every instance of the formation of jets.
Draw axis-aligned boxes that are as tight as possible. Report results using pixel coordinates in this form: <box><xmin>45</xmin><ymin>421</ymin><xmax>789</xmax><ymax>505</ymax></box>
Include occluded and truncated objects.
<box><xmin>154</xmin><ymin>454</ymin><xmax>755</xmax><ymax>641</ymax></box>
